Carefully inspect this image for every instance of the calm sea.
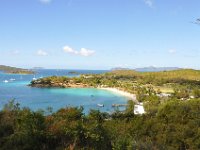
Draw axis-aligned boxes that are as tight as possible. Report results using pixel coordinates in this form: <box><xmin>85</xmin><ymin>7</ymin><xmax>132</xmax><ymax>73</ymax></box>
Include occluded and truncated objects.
<box><xmin>0</xmin><ymin>69</ymin><xmax>129</xmax><ymax>113</ymax></box>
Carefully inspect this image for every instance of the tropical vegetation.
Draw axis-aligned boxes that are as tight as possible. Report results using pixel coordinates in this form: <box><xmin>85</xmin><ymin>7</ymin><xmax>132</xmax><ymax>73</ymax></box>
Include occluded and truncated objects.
<box><xmin>0</xmin><ymin>98</ymin><xmax>200</xmax><ymax>150</ymax></box>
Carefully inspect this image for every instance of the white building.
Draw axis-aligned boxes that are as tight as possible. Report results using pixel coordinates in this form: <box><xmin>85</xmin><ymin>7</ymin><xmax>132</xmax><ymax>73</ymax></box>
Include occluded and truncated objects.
<box><xmin>134</xmin><ymin>103</ymin><xmax>145</xmax><ymax>115</ymax></box>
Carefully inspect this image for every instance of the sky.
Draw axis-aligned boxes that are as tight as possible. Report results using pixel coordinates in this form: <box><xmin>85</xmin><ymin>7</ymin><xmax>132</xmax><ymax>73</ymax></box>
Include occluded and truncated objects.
<box><xmin>0</xmin><ymin>0</ymin><xmax>200</xmax><ymax>70</ymax></box>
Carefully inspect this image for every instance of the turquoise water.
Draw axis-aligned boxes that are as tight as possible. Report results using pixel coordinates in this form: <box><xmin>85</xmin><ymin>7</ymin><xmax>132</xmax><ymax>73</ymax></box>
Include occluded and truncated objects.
<box><xmin>0</xmin><ymin>70</ymin><xmax>128</xmax><ymax>113</ymax></box>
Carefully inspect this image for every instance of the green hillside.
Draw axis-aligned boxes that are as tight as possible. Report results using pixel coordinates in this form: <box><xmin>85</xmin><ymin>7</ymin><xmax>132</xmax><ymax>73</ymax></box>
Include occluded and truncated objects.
<box><xmin>0</xmin><ymin>65</ymin><xmax>34</xmax><ymax>74</ymax></box>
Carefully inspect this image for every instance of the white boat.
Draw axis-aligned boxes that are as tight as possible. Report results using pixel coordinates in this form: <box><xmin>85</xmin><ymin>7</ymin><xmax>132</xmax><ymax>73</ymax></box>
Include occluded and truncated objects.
<box><xmin>97</xmin><ymin>104</ymin><xmax>104</xmax><ymax>107</ymax></box>
<box><xmin>3</xmin><ymin>80</ymin><xmax>9</xmax><ymax>83</ymax></box>
<box><xmin>33</xmin><ymin>75</ymin><xmax>37</xmax><ymax>80</ymax></box>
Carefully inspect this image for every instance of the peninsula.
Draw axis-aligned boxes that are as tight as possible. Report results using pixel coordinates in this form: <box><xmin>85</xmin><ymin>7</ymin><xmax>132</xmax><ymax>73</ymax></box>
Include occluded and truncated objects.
<box><xmin>0</xmin><ymin>65</ymin><xmax>34</xmax><ymax>74</ymax></box>
<box><xmin>29</xmin><ymin>69</ymin><xmax>200</xmax><ymax>101</ymax></box>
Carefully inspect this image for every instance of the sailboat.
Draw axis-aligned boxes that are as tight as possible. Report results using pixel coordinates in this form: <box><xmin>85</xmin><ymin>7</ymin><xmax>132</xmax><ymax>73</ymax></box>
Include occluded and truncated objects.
<box><xmin>32</xmin><ymin>75</ymin><xmax>37</xmax><ymax>80</ymax></box>
<box><xmin>3</xmin><ymin>80</ymin><xmax>9</xmax><ymax>83</ymax></box>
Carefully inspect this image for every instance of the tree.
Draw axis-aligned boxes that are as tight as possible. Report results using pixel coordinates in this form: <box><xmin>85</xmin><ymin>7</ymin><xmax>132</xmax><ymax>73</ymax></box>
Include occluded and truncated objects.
<box><xmin>125</xmin><ymin>100</ymin><xmax>135</xmax><ymax>114</ymax></box>
<box><xmin>192</xmin><ymin>88</ymin><xmax>200</xmax><ymax>98</ymax></box>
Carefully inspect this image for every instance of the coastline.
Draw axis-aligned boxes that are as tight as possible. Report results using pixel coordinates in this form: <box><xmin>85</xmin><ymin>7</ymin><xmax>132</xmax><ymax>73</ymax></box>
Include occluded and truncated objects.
<box><xmin>98</xmin><ymin>87</ymin><xmax>137</xmax><ymax>101</ymax></box>
<box><xmin>5</xmin><ymin>72</ymin><xmax>34</xmax><ymax>75</ymax></box>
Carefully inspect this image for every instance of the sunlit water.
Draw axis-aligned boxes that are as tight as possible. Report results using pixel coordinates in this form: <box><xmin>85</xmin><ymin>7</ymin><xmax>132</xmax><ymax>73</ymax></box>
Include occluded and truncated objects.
<box><xmin>0</xmin><ymin>69</ymin><xmax>128</xmax><ymax>113</ymax></box>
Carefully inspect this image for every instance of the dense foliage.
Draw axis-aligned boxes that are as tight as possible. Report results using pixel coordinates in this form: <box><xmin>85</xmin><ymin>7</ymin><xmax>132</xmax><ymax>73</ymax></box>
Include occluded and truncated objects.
<box><xmin>106</xmin><ymin>69</ymin><xmax>200</xmax><ymax>85</ymax></box>
<box><xmin>0</xmin><ymin>99</ymin><xmax>200</xmax><ymax>150</ymax></box>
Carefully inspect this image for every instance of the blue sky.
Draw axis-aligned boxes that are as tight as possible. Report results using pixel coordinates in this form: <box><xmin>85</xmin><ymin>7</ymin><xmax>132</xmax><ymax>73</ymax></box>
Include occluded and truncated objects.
<box><xmin>0</xmin><ymin>0</ymin><xmax>200</xmax><ymax>69</ymax></box>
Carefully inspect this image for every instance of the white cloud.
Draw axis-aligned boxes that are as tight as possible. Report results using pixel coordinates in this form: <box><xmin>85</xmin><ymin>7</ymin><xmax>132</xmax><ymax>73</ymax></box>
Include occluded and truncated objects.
<box><xmin>79</xmin><ymin>48</ymin><xmax>95</xmax><ymax>56</ymax></box>
<box><xmin>168</xmin><ymin>49</ymin><xmax>176</xmax><ymax>54</ymax></box>
<box><xmin>63</xmin><ymin>46</ymin><xmax>95</xmax><ymax>57</ymax></box>
<box><xmin>63</xmin><ymin>46</ymin><xmax>78</xmax><ymax>54</ymax></box>
<box><xmin>143</xmin><ymin>0</ymin><xmax>153</xmax><ymax>8</ymax></box>
<box><xmin>39</xmin><ymin>0</ymin><xmax>52</xmax><ymax>4</ymax></box>
<box><xmin>37</xmin><ymin>50</ymin><xmax>48</xmax><ymax>56</ymax></box>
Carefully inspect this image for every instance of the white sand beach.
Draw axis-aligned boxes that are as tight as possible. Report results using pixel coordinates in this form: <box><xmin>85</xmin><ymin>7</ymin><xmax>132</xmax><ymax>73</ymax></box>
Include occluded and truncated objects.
<box><xmin>99</xmin><ymin>87</ymin><xmax>137</xmax><ymax>101</ymax></box>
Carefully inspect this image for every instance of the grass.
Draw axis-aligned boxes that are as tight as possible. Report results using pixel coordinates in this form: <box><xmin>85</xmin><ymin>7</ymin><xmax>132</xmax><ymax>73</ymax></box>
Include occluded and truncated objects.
<box><xmin>153</xmin><ymin>86</ymin><xmax>174</xmax><ymax>93</ymax></box>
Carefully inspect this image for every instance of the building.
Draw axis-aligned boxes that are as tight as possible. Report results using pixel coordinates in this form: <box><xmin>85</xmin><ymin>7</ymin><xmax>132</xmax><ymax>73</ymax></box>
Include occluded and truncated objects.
<box><xmin>134</xmin><ymin>103</ymin><xmax>145</xmax><ymax>115</ymax></box>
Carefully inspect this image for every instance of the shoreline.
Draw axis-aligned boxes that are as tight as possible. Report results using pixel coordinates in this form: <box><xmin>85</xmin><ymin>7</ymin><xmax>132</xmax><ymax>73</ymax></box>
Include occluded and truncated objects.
<box><xmin>98</xmin><ymin>87</ymin><xmax>137</xmax><ymax>101</ymax></box>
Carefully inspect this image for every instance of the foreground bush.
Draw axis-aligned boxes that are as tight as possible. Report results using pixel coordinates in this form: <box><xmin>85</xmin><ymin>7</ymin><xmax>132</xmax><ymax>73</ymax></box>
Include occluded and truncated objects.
<box><xmin>0</xmin><ymin>99</ymin><xmax>200</xmax><ymax>150</ymax></box>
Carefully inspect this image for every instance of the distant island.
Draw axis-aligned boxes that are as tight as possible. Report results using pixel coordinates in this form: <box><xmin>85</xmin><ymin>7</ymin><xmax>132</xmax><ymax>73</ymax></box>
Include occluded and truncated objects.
<box><xmin>134</xmin><ymin>66</ymin><xmax>181</xmax><ymax>72</ymax></box>
<box><xmin>111</xmin><ymin>66</ymin><xmax>181</xmax><ymax>72</ymax></box>
<box><xmin>111</xmin><ymin>67</ymin><xmax>131</xmax><ymax>71</ymax></box>
<box><xmin>0</xmin><ymin>65</ymin><xmax>34</xmax><ymax>74</ymax></box>
<box><xmin>32</xmin><ymin>67</ymin><xmax>45</xmax><ymax>70</ymax></box>
<box><xmin>68</xmin><ymin>71</ymin><xmax>79</xmax><ymax>74</ymax></box>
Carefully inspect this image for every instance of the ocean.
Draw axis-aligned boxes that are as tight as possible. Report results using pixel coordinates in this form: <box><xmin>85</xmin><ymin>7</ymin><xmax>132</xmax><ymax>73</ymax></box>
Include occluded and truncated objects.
<box><xmin>0</xmin><ymin>69</ymin><xmax>129</xmax><ymax>113</ymax></box>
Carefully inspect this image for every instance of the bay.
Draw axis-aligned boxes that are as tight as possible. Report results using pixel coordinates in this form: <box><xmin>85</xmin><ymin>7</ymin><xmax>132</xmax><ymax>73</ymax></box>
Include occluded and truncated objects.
<box><xmin>0</xmin><ymin>69</ymin><xmax>128</xmax><ymax>113</ymax></box>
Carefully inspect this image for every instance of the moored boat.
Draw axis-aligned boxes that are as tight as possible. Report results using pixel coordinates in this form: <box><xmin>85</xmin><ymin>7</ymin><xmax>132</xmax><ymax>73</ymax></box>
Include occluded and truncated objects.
<box><xmin>97</xmin><ymin>104</ymin><xmax>104</xmax><ymax>107</ymax></box>
<box><xmin>3</xmin><ymin>80</ymin><xmax>9</xmax><ymax>83</ymax></box>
